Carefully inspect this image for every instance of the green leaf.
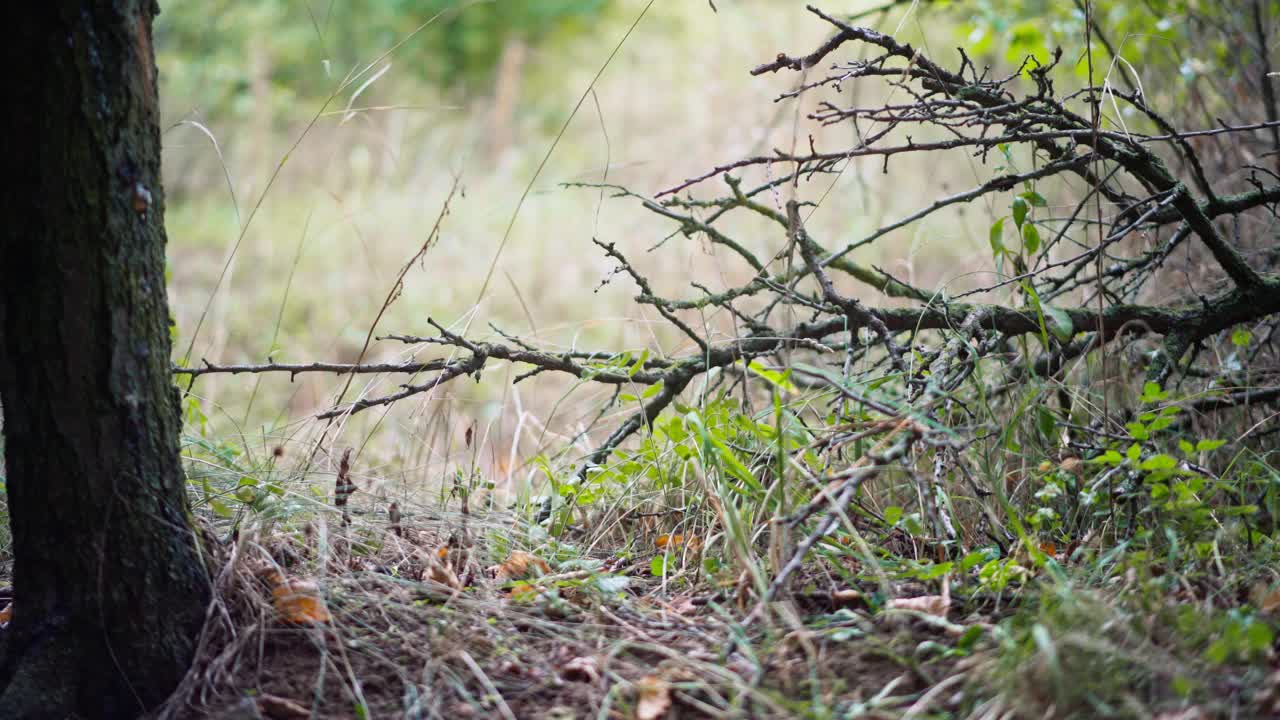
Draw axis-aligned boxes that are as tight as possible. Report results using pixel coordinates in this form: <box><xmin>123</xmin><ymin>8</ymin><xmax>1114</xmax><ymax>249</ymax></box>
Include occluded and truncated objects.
<box><xmin>1246</xmin><ymin>622</ymin><xmax>1274</xmax><ymax>652</ymax></box>
<box><xmin>916</xmin><ymin>561</ymin><xmax>953</xmax><ymax>580</ymax></box>
<box><xmin>741</xmin><ymin>360</ymin><xmax>798</xmax><ymax>392</ymax></box>
<box><xmin>210</xmin><ymin>499</ymin><xmax>234</xmax><ymax>518</ymax></box>
<box><xmin>650</xmin><ymin>555</ymin><xmax>668</xmax><ymax>576</ymax></box>
<box><xmin>1126</xmin><ymin>443</ymin><xmax>1142</xmax><ymax>461</ymax></box>
<box><xmin>641</xmin><ymin>379</ymin><xmax>664</xmax><ymax>400</ymax></box>
<box><xmin>902</xmin><ymin>514</ymin><xmax>926</xmax><ymax>537</ymax></box>
<box><xmin>989</xmin><ymin>218</ymin><xmax>1006</xmax><ymax>257</ymax></box>
<box><xmin>1037</xmin><ymin>405</ymin><xmax>1057</xmax><ymax>440</ymax></box>
<box><xmin>1206</xmin><ymin>638</ymin><xmax>1230</xmax><ymax>664</ymax></box>
<box><xmin>1012</xmin><ymin>197</ymin><xmax>1028</xmax><ymax>228</ymax></box>
<box><xmin>1020</xmin><ymin>190</ymin><xmax>1048</xmax><ymax>207</ymax></box>
<box><xmin>628</xmin><ymin>349</ymin><xmax>650</xmax><ymax>378</ymax></box>
<box><xmin>1042</xmin><ymin>304</ymin><xmax>1073</xmax><ymax>342</ymax></box>
<box><xmin>961</xmin><ymin>549</ymin><xmax>992</xmax><ymax>571</ymax></box>
<box><xmin>884</xmin><ymin>506</ymin><xmax>903</xmax><ymax>525</ymax></box>
<box><xmin>1140</xmin><ymin>382</ymin><xmax>1168</xmax><ymax>403</ymax></box>
<box><xmin>1090</xmin><ymin>449</ymin><xmax>1124</xmax><ymax>466</ymax></box>
<box><xmin>956</xmin><ymin>624</ymin><xmax>986</xmax><ymax>651</ymax></box>
<box><xmin>1172</xmin><ymin>675</ymin><xmax>1195</xmax><ymax>698</ymax></box>
<box><xmin>1141</xmin><ymin>454</ymin><xmax>1178</xmax><ymax>471</ymax></box>
<box><xmin>1195</xmin><ymin>439</ymin><xmax>1226</xmax><ymax>452</ymax></box>
<box><xmin>1231</xmin><ymin>328</ymin><xmax>1252</xmax><ymax>348</ymax></box>
<box><xmin>1022</xmin><ymin>223</ymin><xmax>1041</xmax><ymax>254</ymax></box>
<box><xmin>1179</xmin><ymin>440</ymin><xmax>1194</xmax><ymax>455</ymax></box>
<box><xmin>1125</xmin><ymin>422</ymin><xmax>1149</xmax><ymax>440</ymax></box>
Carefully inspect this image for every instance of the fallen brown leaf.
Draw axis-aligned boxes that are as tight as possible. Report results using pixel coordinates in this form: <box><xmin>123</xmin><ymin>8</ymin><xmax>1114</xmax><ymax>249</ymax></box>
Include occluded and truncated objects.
<box><xmin>635</xmin><ymin>675</ymin><xmax>672</xmax><ymax>720</ymax></box>
<box><xmin>1260</xmin><ymin>585</ymin><xmax>1280</xmax><ymax>615</ymax></box>
<box><xmin>887</xmin><ymin>576</ymin><xmax>950</xmax><ymax>617</ymax></box>
<box><xmin>656</xmin><ymin>533</ymin><xmax>701</xmax><ymax>551</ymax></box>
<box><xmin>425</xmin><ymin>556</ymin><xmax>463</xmax><ymax>590</ymax></box>
<box><xmin>887</xmin><ymin>594</ymin><xmax>949</xmax><ymax>616</ymax></box>
<box><xmin>562</xmin><ymin>655</ymin><xmax>600</xmax><ymax>684</ymax></box>
<box><xmin>832</xmin><ymin>589</ymin><xmax>863</xmax><ymax>607</ymax></box>
<box><xmin>257</xmin><ymin>694</ymin><xmax>311</xmax><ymax>719</ymax></box>
<box><xmin>491</xmin><ymin>550</ymin><xmax>551</xmax><ymax>580</ymax></box>
<box><xmin>271</xmin><ymin>577</ymin><xmax>332</xmax><ymax>625</ymax></box>
<box><xmin>506</xmin><ymin>581</ymin><xmax>547</xmax><ymax>601</ymax></box>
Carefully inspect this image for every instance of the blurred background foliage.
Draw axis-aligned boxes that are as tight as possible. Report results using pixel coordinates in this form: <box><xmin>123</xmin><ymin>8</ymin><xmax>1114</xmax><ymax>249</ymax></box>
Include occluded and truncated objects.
<box><xmin>957</xmin><ymin>0</ymin><xmax>1272</xmax><ymax>116</ymax></box>
<box><xmin>157</xmin><ymin>0</ymin><xmax>610</xmax><ymax>114</ymax></box>
<box><xmin>154</xmin><ymin>0</ymin><xmax>1274</xmax><ymax>451</ymax></box>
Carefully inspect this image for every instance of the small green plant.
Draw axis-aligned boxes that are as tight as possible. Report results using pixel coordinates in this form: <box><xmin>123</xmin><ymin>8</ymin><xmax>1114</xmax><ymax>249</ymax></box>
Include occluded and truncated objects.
<box><xmin>1082</xmin><ymin>383</ymin><xmax>1247</xmax><ymax>552</ymax></box>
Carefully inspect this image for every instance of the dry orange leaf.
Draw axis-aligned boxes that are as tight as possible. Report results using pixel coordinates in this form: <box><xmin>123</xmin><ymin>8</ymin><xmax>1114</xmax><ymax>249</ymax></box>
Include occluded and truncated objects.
<box><xmin>491</xmin><ymin>551</ymin><xmax>551</xmax><ymax>580</ymax></box>
<box><xmin>258</xmin><ymin>567</ymin><xmax>286</xmax><ymax>588</ymax></box>
<box><xmin>0</xmin><ymin>602</ymin><xmax>12</xmax><ymax>626</ymax></box>
<box><xmin>425</xmin><ymin>557</ymin><xmax>463</xmax><ymax>590</ymax></box>
<box><xmin>271</xmin><ymin>577</ymin><xmax>332</xmax><ymax>625</ymax></box>
<box><xmin>887</xmin><ymin>577</ymin><xmax>951</xmax><ymax>618</ymax></box>
<box><xmin>656</xmin><ymin>534</ymin><xmax>701</xmax><ymax>551</ymax></box>
<box><xmin>506</xmin><ymin>581</ymin><xmax>546</xmax><ymax>601</ymax></box>
<box><xmin>635</xmin><ymin>675</ymin><xmax>672</xmax><ymax>720</ymax></box>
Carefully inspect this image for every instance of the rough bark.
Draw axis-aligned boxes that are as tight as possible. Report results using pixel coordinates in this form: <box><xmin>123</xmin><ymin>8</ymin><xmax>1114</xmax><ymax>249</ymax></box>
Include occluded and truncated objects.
<box><xmin>0</xmin><ymin>2</ymin><xmax>211</xmax><ymax>718</ymax></box>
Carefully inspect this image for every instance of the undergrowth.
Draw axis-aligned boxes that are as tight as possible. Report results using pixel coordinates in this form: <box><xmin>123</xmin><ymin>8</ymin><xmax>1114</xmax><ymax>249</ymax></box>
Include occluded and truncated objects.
<box><xmin>160</xmin><ymin>350</ymin><xmax>1280</xmax><ymax>719</ymax></box>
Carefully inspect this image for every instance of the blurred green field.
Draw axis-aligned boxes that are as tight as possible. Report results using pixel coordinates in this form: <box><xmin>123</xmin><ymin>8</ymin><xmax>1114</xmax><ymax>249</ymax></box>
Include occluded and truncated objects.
<box><xmin>160</xmin><ymin>1</ymin><xmax>997</xmax><ymax>485</ymax></box>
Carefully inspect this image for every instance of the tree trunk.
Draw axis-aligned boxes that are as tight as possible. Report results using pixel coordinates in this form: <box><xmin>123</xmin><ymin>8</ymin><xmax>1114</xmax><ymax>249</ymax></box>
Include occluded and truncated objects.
<box><xmin>0</xmin><ymin>2</ymin><xmax>211</xmax><ymax>718</ymax></box>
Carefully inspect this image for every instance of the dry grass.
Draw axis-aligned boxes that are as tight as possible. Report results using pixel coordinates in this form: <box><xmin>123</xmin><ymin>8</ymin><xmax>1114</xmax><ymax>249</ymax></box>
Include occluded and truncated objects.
<box><xmin>157</xmin><ymin>490</ymin><xmax>964</xmax><ymax>719</ymax></box>
<box><xmin>157</xmin><ymin>451</ymin><xmax>1280</xmax><ymax>719</ymax></box>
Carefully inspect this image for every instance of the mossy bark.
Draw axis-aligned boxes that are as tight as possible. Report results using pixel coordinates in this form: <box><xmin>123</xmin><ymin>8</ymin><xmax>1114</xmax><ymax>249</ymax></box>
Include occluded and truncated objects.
<box><xmin>0</xmin><ymin>2</ymin><xmax>211</xmax><ymax>718</ymax></box>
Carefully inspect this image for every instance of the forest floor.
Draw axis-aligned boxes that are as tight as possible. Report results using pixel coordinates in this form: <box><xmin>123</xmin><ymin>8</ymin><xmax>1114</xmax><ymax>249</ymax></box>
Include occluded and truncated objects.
<box><xmin>160</xmin><ymin>504</ymin><xmax>1279</xmax><ymax>720</ymax></box>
